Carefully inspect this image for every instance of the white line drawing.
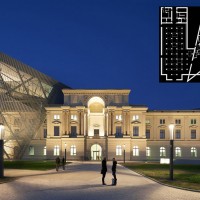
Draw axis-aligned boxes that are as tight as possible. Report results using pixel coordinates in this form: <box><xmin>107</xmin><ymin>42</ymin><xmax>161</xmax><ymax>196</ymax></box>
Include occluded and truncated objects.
<box><xmin>187</xmin><ymin>25</ymin><xmax>200</xmax><ymax>82</ymax></box>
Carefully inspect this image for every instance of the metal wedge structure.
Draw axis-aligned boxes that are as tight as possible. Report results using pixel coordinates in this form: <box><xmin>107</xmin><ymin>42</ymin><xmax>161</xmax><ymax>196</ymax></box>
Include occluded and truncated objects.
<box><xmin>0</xmin><ymin>52</ymin><xmax>70</xmax><ymax>159</ymax></box>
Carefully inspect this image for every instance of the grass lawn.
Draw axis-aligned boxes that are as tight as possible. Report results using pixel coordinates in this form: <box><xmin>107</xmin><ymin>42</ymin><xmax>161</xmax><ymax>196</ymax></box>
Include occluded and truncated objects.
<box><xmin>123</xmin><ymin>163</ymin><xmax>200</xmax><ymax>191</ymax></box>
<box><xmin>0</xmin><ymin>160</ymin><xmax>71</xmax><ymax>184</ymax></box>
<box><xmin>4</xmin><ymin>160</ymin><xmax>60</xmax><ymax>170</ymax></box>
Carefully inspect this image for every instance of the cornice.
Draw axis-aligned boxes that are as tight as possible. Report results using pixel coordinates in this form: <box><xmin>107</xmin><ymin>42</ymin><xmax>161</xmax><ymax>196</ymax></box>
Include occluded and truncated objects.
<box><xmin>62</xmin><ymin>89</ymin><xmax>131</xmax><ymax>95</ymax></box>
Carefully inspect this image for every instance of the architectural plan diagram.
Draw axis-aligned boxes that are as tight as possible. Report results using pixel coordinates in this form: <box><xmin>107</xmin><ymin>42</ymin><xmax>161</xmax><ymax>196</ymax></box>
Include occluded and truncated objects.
<box><xmin>160</xmin><ymin>7</ymin><xmax>200</xmax><ymax>82</ymax></box>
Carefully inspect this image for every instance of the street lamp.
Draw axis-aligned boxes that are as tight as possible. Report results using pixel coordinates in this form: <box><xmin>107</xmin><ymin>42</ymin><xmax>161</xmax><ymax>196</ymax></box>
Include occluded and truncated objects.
<box><xmin>169</xmin><ymin>124</ymin><xmax>174</xmax><ymax>181</ymax></box>
<box><xmin>64</xmin><ymin>143</ymin><xmax>67</xmax><ymax>163</ymax></box>
<box><xmin>123</xmin><ymin>144</ymin><xmax>126</xmax><ymax>163</ymax></box>
<box><xmin>0</xmin><ymin>123</ymin><xmax>4</xmax><ymax>178</ymax></box>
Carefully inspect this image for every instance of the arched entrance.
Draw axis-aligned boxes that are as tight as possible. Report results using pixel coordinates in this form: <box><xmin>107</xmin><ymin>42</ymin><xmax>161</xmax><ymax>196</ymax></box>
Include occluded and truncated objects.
<box><xmin>91</xmin><ymin>144</ymin><xmax>102</xmax><ymax>160</ymax></box>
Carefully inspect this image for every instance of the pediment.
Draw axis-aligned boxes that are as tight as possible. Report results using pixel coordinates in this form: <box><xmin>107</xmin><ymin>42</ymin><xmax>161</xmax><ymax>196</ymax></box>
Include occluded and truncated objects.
<box><xmin>189</xmin><ymin>125</ymin><xmax>198</xmax><ymax>128</ymax></box>
<box><xmin>158</xmin><ymin>125</ymin><xmax>167</xmax><ymax>128</ymax></box>
<box><xmin>52</xmin><ymin>120</ymin><xmax>61</xmax><ymax>124</ymax></box>
<box><xmin>70</xmin><ymin>121</ymin><xmax>78</xmax><ymax>124</ymax></box>
<box><xmin>115</xmin><ymin>121</ymin><xmax>122</xmax><ymax>124</ymax></box>
<box><xmin>131</xmin><ymin>120</ymin><xmax>141</xmax><ymax>124</ymax></box>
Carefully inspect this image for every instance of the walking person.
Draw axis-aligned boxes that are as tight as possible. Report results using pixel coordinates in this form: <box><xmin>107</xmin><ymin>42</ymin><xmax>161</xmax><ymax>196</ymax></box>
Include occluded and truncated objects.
<box><xmin>101</xmin><ymin>157</ymin><xmax>107</xmax><ymax>185</ymax></box>
<box><xmin>62</xmin><ymin>157</ymin><xmax>65</xmax><ymax>170</ymax></box>
<box><xmin>112</xmin><ymin>157</ymin><xmax>117</xmax><ymax>185</ymax></box>
<box><xmin>55</xmin><ymin>156</ymin><xmax>60</xmax><ymax>172</ymax></box>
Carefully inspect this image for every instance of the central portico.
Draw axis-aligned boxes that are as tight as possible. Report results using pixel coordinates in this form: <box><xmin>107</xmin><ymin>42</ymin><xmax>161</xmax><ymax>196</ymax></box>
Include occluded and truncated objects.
<box><xmin>62</xmin><ymin>89</ymin><xmax>130</xmax><ymax>137</ymax></box>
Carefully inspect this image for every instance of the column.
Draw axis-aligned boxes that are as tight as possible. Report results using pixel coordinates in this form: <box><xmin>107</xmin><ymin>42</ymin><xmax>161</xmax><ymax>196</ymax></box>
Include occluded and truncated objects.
<box><xmin>66</xmin><ymin>110</ymin><xmax>69</xmax><ymax>135</ymax></box>
<box><xmin>84</xmin><ymin>113</ymin><xmax>86</xmax><ymax>136</ymax></box>
<box><xmin>86</xmin><ymin>111</ymin><xmax>88</xmax><ymax>136</ymax></box>
<box><xmin>123</xmin><ymin>111</ymin><xmax>126</xmax><ymax>135</ymax></box>
<box><xmin>126</xmin><ymin>111</ymin><xmax>130</xmax><ymax>136</ymax></box>
<box><xmin>104</xmin><ymin>111</ymin><xmax>107</xmax><ymax>137</ymax></box>
<box><xmin>111</xmin><ymin>111</ymin><xmax>115</xmax><ymax>135</ymax></box>
<box><xmin>108</xmin><ymin>111</ymin><xmax>111</xmax><ymax>136</ymax></box>
<box><xmin>106</xmin><ymin>113</ymin><xmax>108</xmax><ymax>136</ymax></box>
<box><xmin>68</xmin><ymin>110</ymin><xmax>71</xmax><ymax>135</ymax></box>
<box><xmin>63</xmin><ymin>110</ymin><xmax>66</xmax><ymax>135</ymax></box>
<box><xmin>79</xmin><ymin>110</ymin><xmax>81</xmax><ymax>135</ymax></box>
<box><xmin>81</xmin><ymin>112</ymin><xmax>83</xmax><ymax>136</ymax></box>
<box><xmin>110</xmin><ymin>111</ymin><xmax>113</xmax><ymax>135</ymax></box>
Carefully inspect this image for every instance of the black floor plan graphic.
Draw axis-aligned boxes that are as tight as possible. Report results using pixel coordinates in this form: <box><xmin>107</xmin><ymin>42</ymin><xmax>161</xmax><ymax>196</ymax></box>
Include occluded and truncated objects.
<box><xmin>160</xmin><ymin>7</ymin><xmax>200</xmax><ymax>82</ymax></box>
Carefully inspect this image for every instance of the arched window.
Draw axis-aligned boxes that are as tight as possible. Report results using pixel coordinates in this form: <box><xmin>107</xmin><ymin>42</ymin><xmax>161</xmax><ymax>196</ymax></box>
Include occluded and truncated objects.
<box><xmin>160</xmin><ymin>147</ymin><xmax>166</xmax><ymax>157</ymax></box>
<box><xmin>175</xmin><ymin>147</ymin><xmax>181</xmax><ymax>157</ymax></box>
<box><xmin>146</xmin><ymin>147</ymin><xmax>151</xmax><ymax>157</ymax></box>
<box><xmin>88</xmin><ymin>97</ymin><xmax>105</xmax><ymax>113</ymax></box>
<box><xmin>191</xmin><ymin>147</ymin><xmax>197</xmax><ymax>157</ymax></box>
<box><xmin>54</xmin><ymin>145</ymin><xmax>59</xmax><ymax>156</ymax></box>
<box><xmin>133</xmin><ymin>146</ymin><xmax>139</xmax><ymax>156</ymax></box>
<box><xmin>116</xmin><ymin>145</ymin><xmax>122</xmax><ymax>156</ymax></box>
<box><xmin>70</xmin><ymin>145</ymin><xmax>76</xmax><ymax>156</ymax></box>
<box><xmin>43</xmin><ymin>146</ymin><xmax>47</xmax><ymax>156</ymax></box>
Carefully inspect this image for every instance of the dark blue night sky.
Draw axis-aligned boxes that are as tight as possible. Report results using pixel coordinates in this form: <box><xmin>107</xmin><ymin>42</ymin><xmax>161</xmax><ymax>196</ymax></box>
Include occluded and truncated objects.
<box><xmin>1</xmin><ymin>0</ymin><xmax>200</xmax><ymax>110</ymax></box>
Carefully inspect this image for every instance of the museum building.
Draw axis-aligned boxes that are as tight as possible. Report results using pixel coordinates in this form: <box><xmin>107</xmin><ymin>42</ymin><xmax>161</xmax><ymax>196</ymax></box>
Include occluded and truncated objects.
<box><xmin>0</xmin><ymin>52</ymin><xmax>200</xmax><ymax>161</ymax></box>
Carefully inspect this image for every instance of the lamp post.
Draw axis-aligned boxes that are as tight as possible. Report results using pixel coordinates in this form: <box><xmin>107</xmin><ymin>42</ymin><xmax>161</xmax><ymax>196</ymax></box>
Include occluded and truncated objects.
<box><xmin>169</xmin><ymin>124</ymin><xmax>174</xmax><ymax>181</ymax></box>
<box><xmin>64</xmin><ymin>143</ymin><xmax>67</xmax><ymax>163</ymax></box>
<box><xmin>123</xmin><ymin>144</ymin><xmax>126</xmax><ymax>163</ymax></box>
<box><xmin>0</xmin><ymin>123</ymin><xmax>4</xmax><ymax>178</ymax></box>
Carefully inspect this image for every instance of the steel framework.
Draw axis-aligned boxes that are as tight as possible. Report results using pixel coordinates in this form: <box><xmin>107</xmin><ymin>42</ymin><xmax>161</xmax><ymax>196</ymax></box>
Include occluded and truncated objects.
<box><xmin>0</xmin><ymin>52</ymin><xmax>69</xmax><ymax>159</ymax></box>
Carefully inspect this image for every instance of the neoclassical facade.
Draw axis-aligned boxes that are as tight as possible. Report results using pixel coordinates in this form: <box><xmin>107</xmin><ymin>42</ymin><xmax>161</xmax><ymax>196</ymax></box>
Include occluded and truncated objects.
<box><xmin>26</xmin><ymin>89</ymin><xmax>200</xmax><ymax>161</ymax></box>
<box><xmin>1</xmin><ymin>53</ymin><xmax>200</xmax><ymax>161</ymax></box>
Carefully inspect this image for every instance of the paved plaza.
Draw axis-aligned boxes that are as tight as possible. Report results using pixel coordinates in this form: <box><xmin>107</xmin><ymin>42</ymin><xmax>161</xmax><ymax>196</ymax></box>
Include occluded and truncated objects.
<box><xmin>1</xmin><ymin>162</ymin><xmax>200</xmax><ymax>200</ymax></box>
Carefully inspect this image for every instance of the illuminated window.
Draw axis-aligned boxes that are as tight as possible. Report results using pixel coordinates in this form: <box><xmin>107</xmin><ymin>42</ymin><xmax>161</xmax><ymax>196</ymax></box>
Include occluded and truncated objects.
<box><xmin>29</xmin><ymin>146</ymin><xmax>34</xmax><ymax>156</ymax></box>
<box><xmin>44</xmin><ymin>146</ymin><xmax>47</xmax><ymax>156</ymax></box>
<box><xmin>191</xmin><ymin>147</ymin><xmax>197</xmax><ymax>157</ymax></box>
<box><xmin>71</xmin><ymin>115</ymin><xmax>77</xmax><ymax>120</ymax></box>
<box><xmin>133</xmin><ymin>146</ymin><xmax>139</xmax><ymax>156</ymax></box>
<box><xmin>133</xmin><ymin>115</ymin><xmax>139</xmax><ymax>121</ymax></box>
<box><xmin>116</xmin><ymin>115</ymin><xmax>122</xmax><ymax>121</ymax></box>
<box><xmin>146</xmin><ymin>119</ymin><xmax>150</xmax><ymax>124</ymax></box>
<box><xmin>70</xmin><ymin>145</ymin><xmax>76</xmax><ymax>156</ymax></box>
<box><xmin>54</xmin><ymin>115</ymin><xmax>60</xmax><ymax>120</ymax></box>
<box><xmin>146</xmin><ymin>147</ymin><xmax>151</xmax><ymax>157</ymax></box>
<box><xmin>160</xmin><ymin>147</ymin><xmax>166</xmax><ymax>157</ymax></box>
<box><xmin>54</xmin><ymin>145</ymin><xmax>60</xmax><ymax>156</ymax></box>
<box><xmin>116</xmin><ymin>145</ymin><xmax>122</xmax><ymax>156</ymax></box>
<box><xmin>175</xmin><ymin>147</ymin><xmax>181</xmax><ymax>157</ymax></box>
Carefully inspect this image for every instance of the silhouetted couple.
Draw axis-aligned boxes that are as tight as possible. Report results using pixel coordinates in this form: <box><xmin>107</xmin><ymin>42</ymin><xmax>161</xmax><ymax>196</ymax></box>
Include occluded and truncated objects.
<box><xmin>101</xmin><ymin>157</ymin><xmax>117</xmax><ymax>185</ymax></box>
